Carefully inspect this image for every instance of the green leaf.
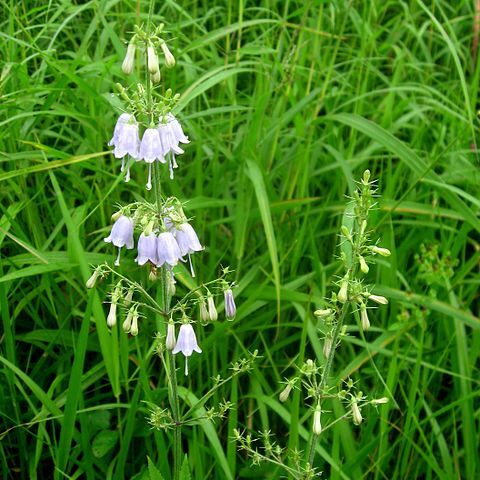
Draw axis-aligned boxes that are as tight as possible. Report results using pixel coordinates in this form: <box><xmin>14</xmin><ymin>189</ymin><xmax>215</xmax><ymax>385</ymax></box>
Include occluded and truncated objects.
<box><xmin>91</xmin><ymin>430</ymin><xmax>118</xmax><ymax>458</ymax></box>
<box><xmin>147</xmin><ymin>456</ymin><xmax>165</xmax><ymax>480</ymax></box>
<box><xmin>179</xmin><ymin>455</ymin><xmax>191</xmax><ymax>480</ymax></box>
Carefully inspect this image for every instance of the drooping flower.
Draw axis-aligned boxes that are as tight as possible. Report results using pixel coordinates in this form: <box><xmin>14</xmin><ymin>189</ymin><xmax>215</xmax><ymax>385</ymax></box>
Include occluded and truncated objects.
<box><xmin>157</xmin><ymin>232</ymin><xmax>183</xmax><ymax>267</ymax></box>
<box><xmin>136</xmin><ymin>232</ymin><xmax>158</xmax><ymax>265</ymax></box>
<box><xmin>167</xmin><ymin>113</ymin><xmax>190</xmax><ymax>145</ymax></box>
<box><xmin>109</xmin><ymin>114</ymin><xmax>140</xmax><ymax>180</ymax></box>
<box><xmin>104</xmin><ymin>215</ymin><xmax>134</xmax><ymax>266</ymax></box>
<box><xmin>138</xmin><ymin>128</ymin><xmax>166</xmax><ymax>190</ymax></box>
<box><xmin>158</xmin><ymin>114</ymin><xmax>189</xmax><ymax>179</ymax></box>
<box><xmin>175</xmin><ymin>222</ymin><xmax>203</xmax><ymax>277</ymax></box>
<box><xmin>224</xmin><ymin>288</ymin><xmax>236</xmax><ymax>320</ymax></box>
<box><xmin>175</xmin><ymin>223</ymin><xmax>202</xmax><ymax>255</ymax></box>
<box><xmin>172</xmin><ymin>322</ymin><xmax>202</xmax><ymax>375</ymax></box>
<box><xmin>139</xmin><ymin>128</ymin><xmax>165</xmax><ymax>163</ymax></box>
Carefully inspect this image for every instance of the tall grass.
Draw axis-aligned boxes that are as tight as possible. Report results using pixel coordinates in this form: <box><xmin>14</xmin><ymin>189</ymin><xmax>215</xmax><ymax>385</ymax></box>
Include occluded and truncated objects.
<box><xmin>0</xmin><ymin>0</ymin><xmax>479</xmax><ymax>478</ymax></box>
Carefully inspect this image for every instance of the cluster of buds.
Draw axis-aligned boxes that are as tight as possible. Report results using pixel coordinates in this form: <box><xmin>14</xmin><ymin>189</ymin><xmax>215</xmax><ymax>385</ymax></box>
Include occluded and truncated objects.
<box><xmin>101</xmin><ymin>280</ymin><xmax>141</xmax><ymax>335</ymax></box>
<box><xmin>108</xmin><ymin>111</ymin><xmax>189</xmax><ymax>187</ymax></box>
<box><xmin>121</xmin><ymin>24</ymin><xmax>176</xmax><ymax>80</ymax></box>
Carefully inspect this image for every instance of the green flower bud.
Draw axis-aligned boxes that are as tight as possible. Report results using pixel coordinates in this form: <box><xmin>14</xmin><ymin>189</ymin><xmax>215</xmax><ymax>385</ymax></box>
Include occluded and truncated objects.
<box><xmin>161</xmin><ymin>42</ymin><xmax>176</xmax><ymax>68</ymax></box>
<box><xmin>122</xmin><ymin>41</ymin><xmax>136</xmax><ymax>74</ymax></box>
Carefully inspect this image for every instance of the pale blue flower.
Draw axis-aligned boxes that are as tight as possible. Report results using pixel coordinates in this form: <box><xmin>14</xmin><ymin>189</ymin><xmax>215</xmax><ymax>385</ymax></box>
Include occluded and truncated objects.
<box><xmin>172</xmin><ymin>322</ymin><xmax>202</xmax><ymax>375</ymax></box>
<box><xmin>158</xmin><ymin>114</ymin><xmax>189</xmax><ymax>179</ymax></box>
<box><xmin>175</xmin><ymin>223</ymin><xmax>202</xmax><ymax>255</ymax></box>
<box><xmin>135</xmin><ymin>233</ymin><xmax>158</xmax><ymax>265</ymax></box>
<box><xmin>109</xmin><ymin>113</ymin><xmax>139</xmax><ymax>181</ymax></box>
<box><xmin>157</xmin><ymin>231</ymin><xmax>183</xmax><ymax>267</ymax></box>
<box><xmin>111</xmin><ymin>114</ymin><xmax>140</xmax><ymax>160</ymax></box>
<box><xmin>104</xmin><ymin>215</ymin><xmax>134</xmax><ymax>265</ymax></box>
<box><xmin>139</xmin><ymin>128</ymin><xmax>167</xmax><ymax>191</ymax></box>
<box><xmin>139</xmin><ymin>128</ymin><xmax>165</xmax><ymax>163</ymax></box>
<box><xmin>175</xmin><ymin>222</ymin><xmax>203</xmax><ymax>277</ymax></box>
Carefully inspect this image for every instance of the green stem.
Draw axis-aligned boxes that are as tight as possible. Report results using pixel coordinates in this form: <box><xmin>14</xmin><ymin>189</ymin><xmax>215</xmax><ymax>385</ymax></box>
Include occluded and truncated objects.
<box><xmin>305</xmin><ymin>303</ymin><xmax>348</xmax><ymax>468</ymax></box>
<box><xmin>305</xmin><ymin>205</ymin><xmax>367</xmax><ymax>471</ymax></box>
<box><xmin>168</xmin><ymin>349</ymin><xmax>182</xmax><ymax>480</ymax></box>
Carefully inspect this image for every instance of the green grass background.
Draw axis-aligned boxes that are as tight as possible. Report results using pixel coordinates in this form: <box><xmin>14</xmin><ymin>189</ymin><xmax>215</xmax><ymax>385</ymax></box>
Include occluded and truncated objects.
<box><xmin>1</xmin><ymin>0</ymin><xmax>479</xmax><ymax>478</ymax></box>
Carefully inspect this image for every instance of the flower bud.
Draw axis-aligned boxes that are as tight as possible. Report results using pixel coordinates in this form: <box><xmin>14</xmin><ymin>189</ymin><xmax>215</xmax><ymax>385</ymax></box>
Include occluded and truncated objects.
<box><xmin>338</xmin><ymin>277</ymin><xmax>349</xmax><ymax>304</ymax></box>
<box><xmin>86</xmin><ymin>268</ymin><xmax>100</xmax><ymax>289</ymax></box>
<box><xmin>107</xmin><ymin>283</ymin><xmax>122</xmax><ymax>327</ymax></box>
<box><xmin>130</xmin><ymin>311</ymin><xmax>139</xmax><ymax>336</ymax></box>
<box><xmin>312</xmin><ymin>405</ymin><xmax>322</xmax><ymax>435</ymax></box>
<box><xmin>122</xmin><ymin>41</ymin><xmax>136</xmax><ymax>74</ymax></box>
<box><xmin>352</xmin><ymin>401</ymin><xmax>363</xmax><ymax>425</ymax></box>
<box><xmin>147</xmin><ymin>45</ymin><xmax>159</xmax><ymax>74</ymax></box>
<box><xmin>123</xmin><ymin>308</ymin><xmax>134</xmax><ymax>333</ymax></box>
<box><xmin>144</xmin><ymin>219</ymin><xmax>155</xmax><ymax>236</ymax></box>
<box><xmin>359</xmin><ymin>255</ymin><xmax>369</xmax><ymax>274</ymax></box>
<box><xmin>149</xmin><ymin>269</ymin><xmax>158</xmax><ymax>282</ymax></box>
<box><xmin>279</xmin><ymin>383</ymin><xmax>293</xmax><ymax>403</ymax></box>
<box><xmin>368</xmin><ymin>294</ymin><xmax>388</xmax><ymax>305</ymax></box>
<box><xmin>372</xmin><ymin>397</ymin><xmax>389</xmax><ymax>405</ymax></box>
<box><xmin>111</xmin><ymin>210</ymin><xmax>123</xmax><ymax>222</ymax></box>
<box><xmin>323</xmin><ymin>336</ymin><xmax>333</xmax><ymax>359</ymax></box>
<box><xmin>224</xmin><ymin>288</ymin><xmax>236</xmax><ymax>320</ymax></box>
<box><xmin>362</xmin><ymin>169</ymin><xmax>371</xmax><ymax>183</ymax></box>
<box><xmin>151</xmin><ymin>70</ymin><xmax>161</xmax><ymax>84</ymax></box>
<box><xmin>360</xmin><ymin>303</ymin><xmax>370</xmax><ymax>331</ymax></box>
<box><xmin>372</xmin><ymin>246</ymin><xmax>391</xmax><ymax>257</ymax></box>
<box><xmin>199</xmin><ymin>300</ymin><xmax>209</xmax><ymax>323</ymax></box>
<box><xmin>124</xmin><ymin>287</ymin><xmax>134</xmax><ymax>306</ymax></box>
<box><xmin>107</xmin><ymin>302</ymin><xmax>117</xmax><ymax>327</ymax></box>
<box><xmin>161</xmin><ymin>42</ymin><xmax>176</xmax><ymax>68</ymax></box>
<box><xmin>314</xmin><ymin>308</ymin><xmax>332</xmax><ymax>317</ymax></box>
<box><xmin>166</xmin><ymin>321</ymin><xmax>176</xmax><ymax>350</ymax></box>
<box><xmin>167</xmin><ymin>274</ymin><xmax>176</xmax><ymax>297</ymax></box>
<box><xmin>207</xmin><ymin>294</ymin><xmax>218</xmax><ymax>321</ymax></box>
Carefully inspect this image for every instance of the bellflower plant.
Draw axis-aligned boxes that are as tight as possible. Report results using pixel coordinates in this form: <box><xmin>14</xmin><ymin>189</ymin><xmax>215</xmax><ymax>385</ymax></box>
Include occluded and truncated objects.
<box><xmin>86</xmin><ymin>16</ymin><xmax>242</xmax><ymax>480</ymax></box>
<box><xmin>235</xmin><ymin>171</ymin><xmax>393</xmax><ymax>478</ymax></box>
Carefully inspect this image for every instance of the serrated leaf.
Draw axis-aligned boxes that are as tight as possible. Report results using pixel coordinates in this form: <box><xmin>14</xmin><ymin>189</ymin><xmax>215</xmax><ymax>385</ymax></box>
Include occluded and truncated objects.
<box><xmin>147</xmin><ymin>456</ymin><xmax>165</xmax><ymax>480</ymax></box>
<box><xmin>180</xmin><ymin>455</ymin><xmax>191</xmax><ymax>480</ymax></box>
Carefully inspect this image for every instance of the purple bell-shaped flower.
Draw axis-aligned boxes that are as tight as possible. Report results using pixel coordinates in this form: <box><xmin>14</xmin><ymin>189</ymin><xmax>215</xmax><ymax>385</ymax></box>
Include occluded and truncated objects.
<box><xmin>135</xmin><ymin>233</ymin><xmax>158</xmax><ymax>265</ymax></box>
<box><xmin>157</xmin><ymin>232</ymin><xmax>183</xmax><ymax>267</ymax></box>
<box><xmin>104</xmin><ymin>215</ymin><xmax>134</xmax><ymax>266</ymax></box>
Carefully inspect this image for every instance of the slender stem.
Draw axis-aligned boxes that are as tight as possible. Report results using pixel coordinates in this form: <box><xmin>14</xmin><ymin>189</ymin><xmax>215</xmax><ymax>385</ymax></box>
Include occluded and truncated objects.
<box><xmin>305</xmin><ymin>303</ymin><xmax>348</xmax><ymax>468</ymax></box>
<box><xmin>305</xmin><ymin>205</ymin><xmax>367</xmax><ymax>470</ymax></box>
<box><xmin>168</xmin><ymin>350</ymin><xmax>182</xmax><ymax>480</ymax></box>
<box><xmin>161</xmin><ymin>265</ymin><xmax>181</xmax><ymax>480</ymax></box>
